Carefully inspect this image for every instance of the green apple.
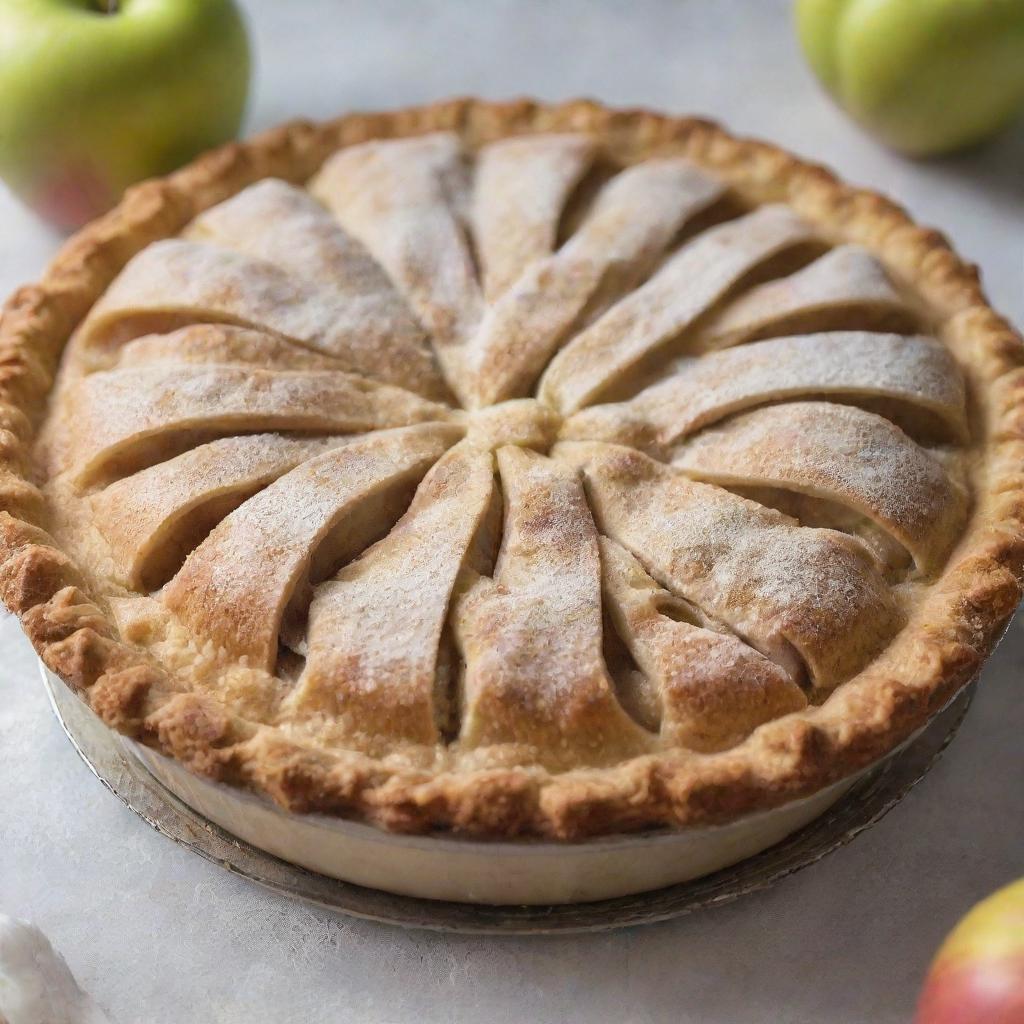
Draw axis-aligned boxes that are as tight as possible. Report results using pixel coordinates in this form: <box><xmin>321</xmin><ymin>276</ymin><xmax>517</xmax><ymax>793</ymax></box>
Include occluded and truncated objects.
<box><xmin>0</xmin><ymin>0</ymin><xmax>250</xmax><ymax>230</ymax></box>
<box><xmin>795</xmin><ymin>0</ymin><xmax>1024</xmax><ymax>156</ymax></box>
<box><xmin>915</xmin><ymin>878</ymin><xmax>1024</xmax><ymax>1023</ymax></box>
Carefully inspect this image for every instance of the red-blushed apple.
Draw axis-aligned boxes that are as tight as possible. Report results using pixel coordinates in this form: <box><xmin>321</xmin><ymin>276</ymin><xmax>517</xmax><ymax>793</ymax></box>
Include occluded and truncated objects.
<box><xmin>915</xmin><ymin>878</ymin><xmax>1024</xmax><ymax>1024</ymax></box>
<box><xmin>0</xmin><ymin>0</ymin><xmax>250</xmax><ymax>230</ymax></box>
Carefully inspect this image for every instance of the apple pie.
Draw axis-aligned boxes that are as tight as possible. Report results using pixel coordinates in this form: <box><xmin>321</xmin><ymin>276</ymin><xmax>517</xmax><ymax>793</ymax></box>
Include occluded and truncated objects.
<box><xmin>2</xmin><ymin>99</ymin><xmax>1022</xmax><ymax>839</ymax></box>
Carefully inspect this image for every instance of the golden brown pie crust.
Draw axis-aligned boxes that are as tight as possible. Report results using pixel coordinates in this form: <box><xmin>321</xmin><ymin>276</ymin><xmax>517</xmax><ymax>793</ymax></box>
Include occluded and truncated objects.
<box><xmin>2</xmin><ymin>98</ymin><xmax>1023</xmax><ymax>839</ymax></box>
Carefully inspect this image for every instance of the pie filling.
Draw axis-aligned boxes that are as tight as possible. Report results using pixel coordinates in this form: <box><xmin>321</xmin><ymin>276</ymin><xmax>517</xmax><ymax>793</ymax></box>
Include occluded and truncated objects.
<box><xmin>34</xmin><ymin>130</ymin><xmax>975</xmax><ymax>785</ymax></box>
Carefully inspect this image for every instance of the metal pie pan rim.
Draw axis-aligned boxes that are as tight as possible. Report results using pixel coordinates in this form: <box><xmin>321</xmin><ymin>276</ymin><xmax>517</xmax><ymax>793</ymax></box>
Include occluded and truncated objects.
<box><xmin>40</xmin><ymin>659</ymin><xmax>976</xmax><ymax>932</ymax></box>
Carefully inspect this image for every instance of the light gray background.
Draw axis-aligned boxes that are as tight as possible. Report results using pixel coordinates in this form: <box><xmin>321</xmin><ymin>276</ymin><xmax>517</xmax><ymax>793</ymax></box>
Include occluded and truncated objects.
<box><xmin>1</xmin><ymin>2</ymin><xmax>1022</xmax><ymax>1021</ymax></box>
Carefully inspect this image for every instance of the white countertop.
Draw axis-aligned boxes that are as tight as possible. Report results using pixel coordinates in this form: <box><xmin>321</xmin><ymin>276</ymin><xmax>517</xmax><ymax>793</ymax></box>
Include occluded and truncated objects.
<box><xmin>1</xmin><ymin>2</ymin><xmax>1022</xmax><ymax>1021</ymax></box>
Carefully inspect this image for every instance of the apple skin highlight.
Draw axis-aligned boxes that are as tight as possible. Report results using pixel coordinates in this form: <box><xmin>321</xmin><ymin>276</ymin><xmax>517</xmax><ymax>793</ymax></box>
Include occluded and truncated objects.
<box><xmin>916</xmin><ymin>960</ymin><xmax>1024</xmax><ymax>1024</ymax></box>
<box><xmin>0</xmin><ymin>0</ymin><xmax>251</xmax><ymax>230</ymax></box>
<box><xmin>915</xmin><ymin>879</ymin><xmax>1024</xmax><ymax>1024</ymax></box>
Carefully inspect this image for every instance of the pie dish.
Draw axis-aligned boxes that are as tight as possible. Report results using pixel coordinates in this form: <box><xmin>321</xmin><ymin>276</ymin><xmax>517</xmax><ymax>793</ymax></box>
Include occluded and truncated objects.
<box><xmin>2</xmin><ymin>98</ymin><xmax>1023</xmax><ymax>855</ymax></box>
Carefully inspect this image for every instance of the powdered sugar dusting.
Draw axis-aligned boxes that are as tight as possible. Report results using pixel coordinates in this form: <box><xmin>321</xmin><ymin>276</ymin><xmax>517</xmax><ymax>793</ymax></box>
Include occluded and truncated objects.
<box><xmin>161</xmin><ymin>425</ymin><xmax>458</xmax><ymax>672</ymax></box>
<box><xmin>310</xmin><ymin>133</ymin><xmax>483</xmax><ymax>404</ymax></box>
<box><xmin>564</xmin><ymin>331</ymin><xmax>968</xmax><ymax>450</ymax></box>
<box><xmin>186</xmin><ymin>178</ymin><xmax>429</xmax><ymax>360</ymax></box>
<box><xmin>62</xmin><ymin>364</ymin><xmax>454</xmax><ymax>482</ymax></box>
<box><xmin>556</xmin><ymin>441</ymin><xmax>900</xmax><ymax>689</ymax></box>
<box><xmin>599</xmin><ymin>536</ymin><xmax>807</xmax><ymax>750</ymax></box>
<box><xmin>700</xmin><ymin>243</ymin><xmax>907</xmax><ymax>348</ymax></box>
<box><xmin>673</xmin><ymin>401</ymin><xmax>966</xmax><ymax>573</ymax></box>
<box><xmin>540</xmin><ymin>204</ymin><xmax>815</xmax><ymax>413</ymax></box>
<box><xmin>80</xmin><ymin>238</ymin><xmax>445</xmax><ymax>398</ymax></box>
<box><xmin>471</xmin><ymin>134</ymin><xmax>596</xmax><ymax>301</ymax></box>
<box><xmin>289</xmin><ymin>444</ymin><xmax>494</xmax><ymax>746</ymax></box>
<box><xmin>467</xmin><ymin>158</ymin><xmax>724</xmax><ymax>407</ymax></box>
<box><xmin>44</xmin><ymin>131</ymin><xmax>973</xmax><ymax>764</ymax></box>
<box><xmin>454</xmin><ymin>447</ymin><xmax>646</xmax><ymax>765</ymax></box>
<box><xmin>92</xmin><ymin>433</ymin><xmax>344</xmax><ymax>587</ymax></box>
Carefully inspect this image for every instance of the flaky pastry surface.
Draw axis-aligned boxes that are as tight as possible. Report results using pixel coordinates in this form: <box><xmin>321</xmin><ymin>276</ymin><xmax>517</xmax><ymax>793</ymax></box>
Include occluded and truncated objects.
<box><xmin>1</xmin><ymin>98</ymin><xmax>1022</xmax><ymax>839</ymax></box>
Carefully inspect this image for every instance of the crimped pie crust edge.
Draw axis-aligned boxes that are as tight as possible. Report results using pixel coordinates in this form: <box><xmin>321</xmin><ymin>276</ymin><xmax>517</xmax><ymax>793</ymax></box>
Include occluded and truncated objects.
<box><xmin>1</xmin><ymin>97</ymin><xmax>1022</xmax><ymax>839</ymax></box>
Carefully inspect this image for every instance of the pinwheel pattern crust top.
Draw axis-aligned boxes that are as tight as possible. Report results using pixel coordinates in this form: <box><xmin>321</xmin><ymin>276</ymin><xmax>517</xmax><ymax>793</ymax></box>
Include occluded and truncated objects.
<box><xmin>4</xmin><ymin>102</ymin><xmax>1023</xmax><ymax>838</ymax></box>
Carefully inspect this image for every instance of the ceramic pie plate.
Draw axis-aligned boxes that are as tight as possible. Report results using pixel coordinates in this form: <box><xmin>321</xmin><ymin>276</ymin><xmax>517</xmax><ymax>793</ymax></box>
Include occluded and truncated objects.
<box><xmin>41</xmin><ymin>660</ymin><xmax>974</xmax><ymax>930</ymax></box>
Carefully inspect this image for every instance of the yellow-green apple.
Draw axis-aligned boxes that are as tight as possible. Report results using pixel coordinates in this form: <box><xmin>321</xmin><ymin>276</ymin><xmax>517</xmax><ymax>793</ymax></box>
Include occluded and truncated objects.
<box><xmin>915</xmin><ymin>878</ymin><xmax>1024</xmax><ymax>1023</ymax></box>
<box><xmin>795</xmin><ymin>0</ymin><xmax>1024</xmax><ymax>156</ymax></box>
<box><xmin>0</xmin><ymin>0</ymin><xmax>250</xmax><ymax>230</ymax></box>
